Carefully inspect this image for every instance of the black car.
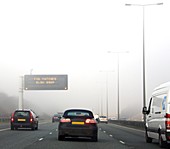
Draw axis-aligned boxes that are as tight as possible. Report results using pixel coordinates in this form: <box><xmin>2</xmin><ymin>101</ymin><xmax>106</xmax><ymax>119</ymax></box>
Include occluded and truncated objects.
<box><xmin>58</xmin><ymin>109</ymin><xmax>98</xmax><ymax>141</ymax></box>
<box><xmin>10</xmin><ymin>109</ymin><xmax>38</xmax><ymax>130</ymax></box>
<box><xmin>52</xmin><ymin>113</ymin><xmax>63</xmax><ymax>123</ymax></box>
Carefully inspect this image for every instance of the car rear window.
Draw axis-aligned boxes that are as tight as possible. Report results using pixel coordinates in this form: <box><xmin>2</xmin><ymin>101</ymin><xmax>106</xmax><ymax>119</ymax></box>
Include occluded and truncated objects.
<box><xmin>64</xmin><ymin>110</ymin><xmax>93</xmax><ymax>118</ymax></box>
<box><xmin>54</xmin><ymin>114</ymin><xmax>61</xmax><ymax>117</ymax></box>
<box><xmin>14</xmin><ymin>111</ymin><xmax>30</xmax><ymax>117</ymax></box>
<box><xmin>100</xmin><ymin>116</ymin><xmax>107</xmax><ymax>118</ymax></box>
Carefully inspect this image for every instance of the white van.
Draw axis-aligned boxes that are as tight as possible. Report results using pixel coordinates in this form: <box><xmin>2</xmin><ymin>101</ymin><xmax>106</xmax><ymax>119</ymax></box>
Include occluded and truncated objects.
<box><xmin>143</xmin><ymin>82</ymin><xmax>170</xmax><ymax>148</ymax></box>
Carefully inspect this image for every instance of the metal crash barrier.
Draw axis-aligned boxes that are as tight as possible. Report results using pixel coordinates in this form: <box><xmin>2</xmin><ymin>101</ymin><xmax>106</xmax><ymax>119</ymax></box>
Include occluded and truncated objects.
<box><xmin>0</xmin><ymin>117</ymin><xmax>10</xmax><ymax>123</ymax></box>
<box><xmin>109</xmin><ymin>120</ymin><xmax>145</xmax><ymax>130</ymax></box>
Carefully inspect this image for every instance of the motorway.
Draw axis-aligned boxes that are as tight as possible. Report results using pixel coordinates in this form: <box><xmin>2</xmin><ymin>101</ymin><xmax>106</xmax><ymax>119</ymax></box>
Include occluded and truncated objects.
<box><xmin>0</xmin><ymin>121</ymin><xmax>163</xmax><ymax>149</ymax></box>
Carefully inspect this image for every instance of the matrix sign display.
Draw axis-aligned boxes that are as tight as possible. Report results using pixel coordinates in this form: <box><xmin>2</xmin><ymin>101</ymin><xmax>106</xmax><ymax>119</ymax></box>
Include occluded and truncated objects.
<box><xmin>24</xmin><ymin>75</ymin><xmax>68</xmax><ymax>90</ymax></box>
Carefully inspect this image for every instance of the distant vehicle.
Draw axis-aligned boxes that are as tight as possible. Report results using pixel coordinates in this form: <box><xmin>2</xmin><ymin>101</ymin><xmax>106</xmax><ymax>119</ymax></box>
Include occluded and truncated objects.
<box><xmin>10</xmin><ymin>109</ymin><xmax>38</xmax><ymax>130</ymax></box>
<box><xmin>58</xmin><ymin>108</ymin><xmax>98</xmax><ymax>141</ymax></box>
<box><xmin>94</xmin><ymin>114</ymin><xmax>99</xmax><ymax>123</ymax></box>
<box><xmin>99</xmin><ymin>116</ymin><xmax>108</xmax><ymax>124</ymax></box>
<box><xmin>52</xmin><ymin>113</ymin><xmax>63</xmax><ymax>122</ymax></box>
<box><xmin>143</xmin><ymin>82</ymin><xmax>170</xmax><ymax>148</ymax></box>
<box><xmin>109</xmin><ymin>117</ymin><xmax>116</xmax><ymax>120</ymax></box>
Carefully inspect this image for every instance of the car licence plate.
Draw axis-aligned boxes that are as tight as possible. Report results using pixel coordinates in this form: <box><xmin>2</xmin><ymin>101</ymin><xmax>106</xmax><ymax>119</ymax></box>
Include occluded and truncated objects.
<box><xmin>72</xmin><ymin>122</ymin><xmax>84</xmax><ymax>125</ymax></box>
<box><xmin>18</xmin><ymin>119</ymin><xmax>26</xmax><ymax>122</ymax></box>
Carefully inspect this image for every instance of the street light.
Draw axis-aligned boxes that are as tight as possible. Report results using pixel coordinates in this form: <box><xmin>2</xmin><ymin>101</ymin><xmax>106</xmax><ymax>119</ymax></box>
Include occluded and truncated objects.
<box><xmin>125</xmin><ymin>2</ymin><xmax>163</xmax><ymax>122</ymax></box>
<box><xmin>30</xmin><ymin>69</ymin><xmax>33</xmax><ymax>75</ymax></box>
<box><xmin>100</xmin><ymin>70</ymin><xmax>114</xmax><ymax>119</ymax></box>
<box><xmin>108</xmin><ymin>51</ymin><xmax>128</xmax><ymax>120</ymax></box>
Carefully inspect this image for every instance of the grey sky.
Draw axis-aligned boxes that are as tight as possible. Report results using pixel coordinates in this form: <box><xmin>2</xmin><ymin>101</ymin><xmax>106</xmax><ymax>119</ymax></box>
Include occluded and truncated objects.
<box><xmin>0</xmin><ymin>0</ymin><xmax>169</xmax><ymax>119</ymax></box>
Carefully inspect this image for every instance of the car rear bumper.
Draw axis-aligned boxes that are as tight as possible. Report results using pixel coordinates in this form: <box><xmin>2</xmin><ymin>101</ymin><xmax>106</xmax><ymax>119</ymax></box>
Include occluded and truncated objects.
<box><xmin>59</xmin><ymin>126</ymin><xmax>98</xmax><ymax>137</ymax></box>
<box><xmin>99</xmin><ymin>120</ymin><xmax>108</xmax><ymax>123</ymax></box>
<box><xmin>11</xmin><ymin>122</ymin><xmax>35</xmax><ymax>128</ymax></box>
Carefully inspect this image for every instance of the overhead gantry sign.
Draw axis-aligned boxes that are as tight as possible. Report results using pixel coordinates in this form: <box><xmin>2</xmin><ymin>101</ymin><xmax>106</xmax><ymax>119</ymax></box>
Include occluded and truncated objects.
<box><xmin>24</xmin><ymin>75</ymin><xmax>68</xmax><ymax>90</ymax></box>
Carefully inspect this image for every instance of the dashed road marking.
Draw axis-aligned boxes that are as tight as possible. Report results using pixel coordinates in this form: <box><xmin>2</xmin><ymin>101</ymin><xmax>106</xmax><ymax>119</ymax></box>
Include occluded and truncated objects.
<box><xmin>39</xmin><ymin>138</ymin><xmax>44</xmax><ymax>141</ymax></box>
<box><xmin>103</xmin><ymin>131</ymin><xmax>106</xmax><ymax>133</ymax></box>
<box><xmin>120</xmin><ymin>140</ymin><xmax>125</xmax><ymax>144</ymax></box>
<box><xmin>49</xmin><ymin>132</ymin><xmax>52</xmax><ymax>135</ymax></box>
<box><xmin>109</xmin><ymin>134</ymin><xmax>113</xmax><ymax>137</ymax></box>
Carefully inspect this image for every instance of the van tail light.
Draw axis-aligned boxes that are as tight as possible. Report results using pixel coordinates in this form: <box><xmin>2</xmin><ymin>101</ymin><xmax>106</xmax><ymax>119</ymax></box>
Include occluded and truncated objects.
<box><xmin>85</xmin><ymin>118</ymin><xmax>97</xmax><ymax>124</ymax></box>
<box><xmin>165</xmin><ymin>113</ymin><xmax>170</xmax><ymax>129</ymax></box>
<box><xmin>30</xmin><ymin>113</ymin><xmax>34</xmax><ymax>123</ymax></box>
<box><xmin>60</xmin><ymin>118</ymin><xmax>71</xmax><ymax>123</ymax></box>
<box><xmin>11</xmin><ymin>113</ymin><xmax>14</xmax><ymax>122</ymax></box>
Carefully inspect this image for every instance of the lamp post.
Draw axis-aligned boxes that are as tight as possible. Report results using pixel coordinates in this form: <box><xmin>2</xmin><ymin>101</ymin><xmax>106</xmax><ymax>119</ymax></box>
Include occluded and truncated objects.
<box><xmin>30</xmin><ymin>69</ymin><xmax>33</xmax><ymax>75</ymax></box>
<box><xmin>125</xmin><ymin>2</ymin><xmax>163</xmax><ymax>122</ymax></box>
<box><xmin>19</xmin><ymin>76</ymin><xmax>24</xmax><ymax>109</ymax></box>
<box><xmin>108</xmin><ymin>51</ymin><xmax>128</xmax><ymax>120</ymax></box>
<box><xmin>100</xmin><ymin>70</ymin><xmax>114</xmax><ymax>119</ymax></box>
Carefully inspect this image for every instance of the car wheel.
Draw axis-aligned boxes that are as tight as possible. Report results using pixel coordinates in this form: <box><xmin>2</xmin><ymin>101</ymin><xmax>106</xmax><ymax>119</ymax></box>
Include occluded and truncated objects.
<box><xmin>145</xmin><ymin>129</ymin><xmax>152</xmax><ymax>143</ymax></box>
<box><xmin>58</xmin><ymin>135</ymin><xmax>65</xmax><ymax>141</ymax></box>
<box><xmin>159</xmin><ymin>133</ymin><xmax>167</xmax><ymax>148</ymax></box>
<box><xmin>35</xmin><ymin>124</ymin><xmax>38</xmax><ymax>130</ymax></box>
<box><xmin>31</xmin><ymin>125</ymin><xmax>35</xmax><ymax>130</ymax></box>
<box><xmin>11</xmin><ymin>125</ymin><xmax>14</xmax><ymax>130</ymax></box>
<box><xmin>91</xmin><ymin>134</ymin><xmax>98</xmax><ymax>142</ymax></box>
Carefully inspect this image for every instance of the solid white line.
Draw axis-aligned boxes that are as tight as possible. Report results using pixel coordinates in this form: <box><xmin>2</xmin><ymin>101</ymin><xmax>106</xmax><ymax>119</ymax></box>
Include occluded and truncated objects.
<box><xmin>0</xmin><ymin>121</ymin><xmax>52</xmax><ymax>132</ymax></box>
<box><xmin>0</xmin><ymin>128</ymin><xmax>10</xmax><ymax>132</ymax></box>
<box><xmin>39</xmin><ymin>138</ymin><xmax>43</xmax><ymax>141</ymax></box>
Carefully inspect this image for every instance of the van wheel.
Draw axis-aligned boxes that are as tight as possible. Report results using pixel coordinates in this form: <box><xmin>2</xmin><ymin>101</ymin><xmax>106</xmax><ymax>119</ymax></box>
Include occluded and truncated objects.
<box><xmin>145</xmin><ymin>130</ymin><xmax>152</xmax><ymax>143</ymax></box>
<box><xmin>159</xmin><ymin>133</ymin><xmax>167</xmax><ymax>148</ymax></box>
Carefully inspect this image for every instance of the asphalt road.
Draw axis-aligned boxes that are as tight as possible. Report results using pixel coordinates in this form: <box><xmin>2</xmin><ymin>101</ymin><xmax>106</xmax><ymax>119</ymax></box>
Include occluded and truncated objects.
<box><xmin>0</xmin><ymin>121</ymin><xmax>165</xmax><ymax>149</ymax></box>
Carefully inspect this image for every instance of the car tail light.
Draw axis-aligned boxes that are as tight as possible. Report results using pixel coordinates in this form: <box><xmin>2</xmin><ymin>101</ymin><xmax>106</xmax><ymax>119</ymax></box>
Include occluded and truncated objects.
<box><xmin>85</xmin><ymin>118</ymin><xmax>97</xmax><ymax>124</ymax></box>
<box><xmin>60</xmin><ymin>118</ymin><xmax>71</xmax><ymax>123</ymax></box>
<box><xmin>30</xmin><ymin>113</ymin><xmax>34</xmax><ymax>123</ymax></box>
<box><xmin>165</xmin><ymin>113</ymin><xmax>170</xmax><ymax>129</ymax></box>
<box><xmin>11</xmin><ymin>113</ymin><xmax>14</xmax><ymax>122</ymax></box>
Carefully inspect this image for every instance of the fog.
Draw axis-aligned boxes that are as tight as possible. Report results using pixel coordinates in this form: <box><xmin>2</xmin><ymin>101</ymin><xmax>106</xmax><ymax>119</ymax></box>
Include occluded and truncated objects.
<box><xmin>0</xmin><ymin>0</ymin><xmax>169</xmax><ymax>120</ymax></box>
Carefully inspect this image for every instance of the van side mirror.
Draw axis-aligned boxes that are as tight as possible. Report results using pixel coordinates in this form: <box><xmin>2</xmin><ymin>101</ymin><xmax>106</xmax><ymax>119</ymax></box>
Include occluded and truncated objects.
<box><xmin>142</xmin><ymin>107</ymin><xmax>149</xmax><ymax>115</ymax></box>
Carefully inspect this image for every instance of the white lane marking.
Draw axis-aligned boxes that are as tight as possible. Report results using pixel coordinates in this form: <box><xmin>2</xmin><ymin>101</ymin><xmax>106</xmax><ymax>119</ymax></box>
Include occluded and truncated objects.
<box><xmin>49</xmin><ymin>132</ymin><xmax>52</xmax><ymax>135</ymax></box>
<box><xmin>103</xmin><ymin>131</ymin><xmax>106</xmax><ymax>133</ymax></box>
<box><xmin>0</xmin><ymin>128</ymin><xmax>10</xmax><ymax>132</ymax></box>
<box><xmin>109</xmin><ymin>134</ymin><xmax>113</xmax><ymax>137</ymax></box>
<box><xmin>39</xmin><ymin>121</ymin><xmax>50</xmax><ymax>125</ymax></box>
<box><xmin>120</xmin><ymin>140</ymin><xmax>125</xmax><ymax>144</ymax></box>
<box><xmin>110</xmin><ymin>123</ymin><xmax>144</xmax><ymax>133</ymax></box>
<box><xmin>39</xmin><ymin>138</ymin><xmax>44</xmax><ymax>141</ymax></box>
